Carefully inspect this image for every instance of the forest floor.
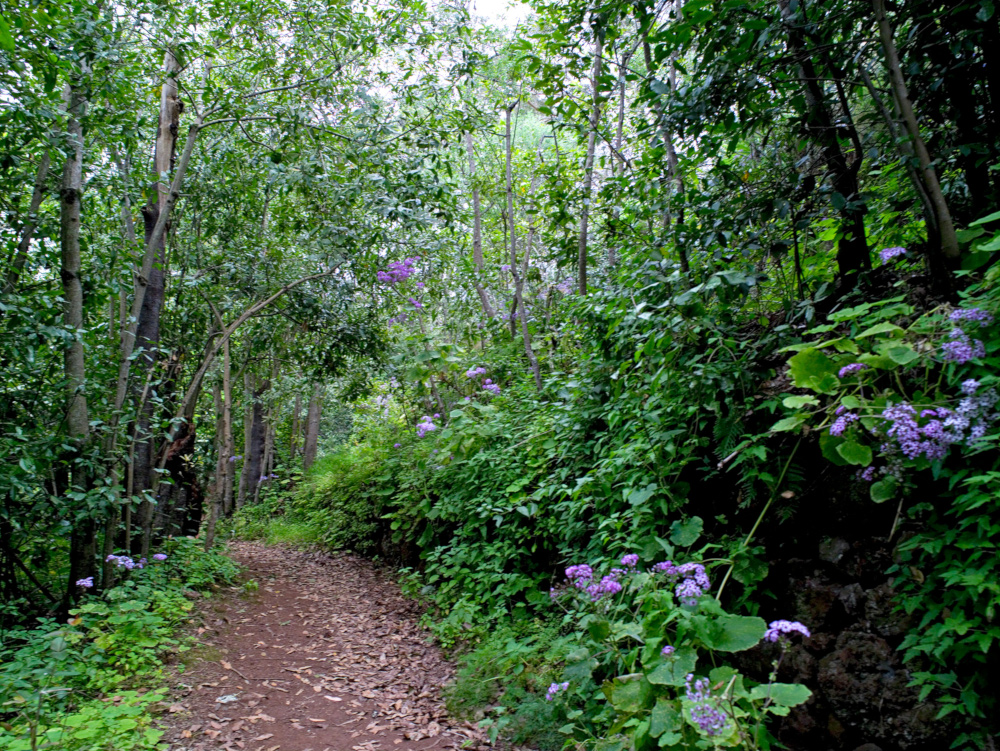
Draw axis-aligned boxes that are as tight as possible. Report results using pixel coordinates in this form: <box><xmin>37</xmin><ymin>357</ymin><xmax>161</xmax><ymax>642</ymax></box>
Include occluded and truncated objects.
<box><xmin>161</xmin><ymin>542</ymin><xmax>490</xmax><ymax>751</ymax></box>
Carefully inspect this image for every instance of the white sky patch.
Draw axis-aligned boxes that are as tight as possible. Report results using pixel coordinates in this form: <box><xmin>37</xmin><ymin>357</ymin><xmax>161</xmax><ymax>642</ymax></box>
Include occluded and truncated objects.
<box><xmin>468</xmin><ymin>0</ymin><xmax>532</xmax><ymax>29</ymax></box>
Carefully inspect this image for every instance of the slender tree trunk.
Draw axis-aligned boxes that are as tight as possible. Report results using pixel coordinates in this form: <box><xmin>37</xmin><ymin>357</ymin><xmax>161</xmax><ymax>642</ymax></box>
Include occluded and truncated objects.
<box><xmin>222</xmin><ymin>340</ymin><xmax>235</xmax><ymax>516</ymax></box>
<box><xmin>204</xmin><ymin>382</ymin><xmax>224</xmax><ymax>551</ymax></box>
<box><xmin>4</xmin><ymin>151</ymin><xmax>51</xmax><ymax>293</ymax></box>
<box><xmin>302</xmin><ymin>383</ymin><xmax>323</xmax><ymax>472</ymax></box>
<box><xmin>578</xmin><ymin>26</ymin><xmax>605</xmax><ymax>295</ymax></box>
<box><xmin>466</xmin><ymin>133</ymin><xmax>497</xmax><ymax>318</ymax></box>
<box><xmin>873</xmin><ymin>0</ymin><xmax>959</xmax><ymax>265</ymax></box>
<box><xmin>59</xmin><ymin>76</ymin><xmax>93</xmax><ymax>603</ymax></box>
<box><xmin>779</xmin><ymin>0</ymin><xmax>869</xmax><ymax>283</ymax></box>
<box><xmin>290</xmin><ymin>392</ymin><xmax>302</xmax><ymax>461</ymax></box>
<box><xmin>504</xmin><ymin>109</ymin><xmax>543</xmax><ymax>390</ymax></box>
<box><xmin>237</xmin><ymin>372</ymin><xmax>254</xmax><ymax>509</ymax></box>
<box><xmin>135</xmin><ymin>50</ymin><xmax>182</xmax><ymax>554</ymax></box>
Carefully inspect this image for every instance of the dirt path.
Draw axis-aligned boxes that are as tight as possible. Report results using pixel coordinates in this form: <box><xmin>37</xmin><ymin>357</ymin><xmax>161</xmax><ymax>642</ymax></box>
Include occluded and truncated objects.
<box><xmin>164</xmin><ymin>542</ymin><xmax>486</xmax><ymax>751</ymax></box>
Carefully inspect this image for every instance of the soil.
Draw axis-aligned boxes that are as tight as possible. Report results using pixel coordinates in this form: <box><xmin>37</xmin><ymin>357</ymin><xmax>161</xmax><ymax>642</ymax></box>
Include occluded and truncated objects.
<box><xmin>162</xmin><ymin>542</ymin><xmax>489</xmax><ymax>751</ymax></box>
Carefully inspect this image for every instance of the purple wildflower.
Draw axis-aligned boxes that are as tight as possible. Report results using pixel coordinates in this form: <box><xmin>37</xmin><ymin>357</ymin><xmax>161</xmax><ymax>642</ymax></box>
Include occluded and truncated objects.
<box><xmin>620</xmin><ymin>553</ymin><xmax>639</xmax><ymax>568</ymax></box>
<box><xmin>377</xmin><ymin>257</ymin><xmax>419</xmax><ymax>285</ymax></box>
<box><xmin>545</xmin><ymin>682</ymin><xmax>569</xmax><ymax>701</ymax></box>
<box><xmin>153</xmin><ymin>553</ymin><xmax>167</xmax><ymax>561</ymax></box>
<box><xmin>586</xmin><ymin>574</ymin><xmax>623</xmax><ymax>601</ymax></box>
<box><xmin>408</xmin><ymin>297</ymin><xmax>423</xmax><ymax>309</ymax></box>
<box><xmin>941</xmin><ymin>328</ymin><xmax>986</xmax><ymax>363</ymax></box>
<box><xmin>879</xmin><ymin>246</ymin><xmax>907</xmax><ymax>263</ymax></box>
<box><xmin>764</xmin><ymin>619</ymin><xmax>811</xmax><ymax>642</ymax></box>
<box><xmin>465</xmin><ymin>366</ymin><xmax>487</xmax><ymax>378</ymax></box>
<box><xmin>433</xmin><ymin>413</ymin><xmax>440</xmax><ymax>419</ymax></box>
<box><xmin>949</xmin><ymin>308</ymin><xmax>994</xmax><ymax>326</ymax></box>
<box><xmin>482</xmin><ymin>379</ymin><xmax>501</xmax><ymax>395</ymax></box>
<box><xmin>228</xmin><ymin>455</ymin><xmax>241</xmax><ymax>462</ymax></box>
<box><xmin>829</xmin><ymin>412</ymin><xmax>859</xmax><ymax>436</ymax></box>
<box><xmin>394</xmin><ymin>443</ymin><xmax>401</xmax><ymax>448</ymax></box>
<box><xmin>416</xmin><ymin>416</ymin><xmax>437</xmax><ymax>438</ymax></box>
<box><xmin>676</xmin><ymin>578</ymin><xmax>705</xmax><ymax>607</ymax></box>
<box><xmin>106</xmin><ymin>554</ymin><xmax>135</xmax><ymax>570</ymax></box>
<box><xmin>961</xmin><ymin>379</ymin><xmax>981</xmax><ymax>396</ymax></box>
<box><xmin>858</xmin><ymin>466</ymin><xmax>877</xmax><ymax>482</ymax></box>
<box><xmin>661</xmin><ymin>645</ymin><xmax>675</xmax><ymax>656</ymax></box>
<box><xmin>838</xmin><ymin>363</ymin><xmax>867</xmax><ymax>379</ymax></box>
<box><xmin>565</xmin><ymin>564</ymin><xmax>593</xmax><ymax>587</ymax></box>
<box><xmin>76</xmin><ymin>577</ymin><xmax>93</xmax><ymax>588</ymax></box>
<box><xmin>652</xmin><ymin>560</ymin><xmax>678</xmax><ymax>576</ymax></box>
<box><xmin>685</xmin><ymin>674</ymin><xmax>730</xmax><ymax>736</ymax></box>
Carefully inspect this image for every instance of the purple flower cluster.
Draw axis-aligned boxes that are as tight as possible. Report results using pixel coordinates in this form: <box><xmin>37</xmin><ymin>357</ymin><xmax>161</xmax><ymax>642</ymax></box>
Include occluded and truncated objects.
<box><xmin>949</xmin><ymin>308</ymin><xmax>993</xmax><ymax>326</ymax></box>
<box><xmin>685</xmin><ymin>674</ymin><xmax>730</xmax><ymax>736</ymax></box>
<box><xmin>408</xmin><ymin>297</ymin><xmax>423</xmax><ymax>309</ymax></box>
<box><xmin>829</xmin><ymin>408</ymin><xmax>860</xmax><ymax>436</ymax></box>
<box><xmin>879</xmin><ymin>386</ymin><xmax>998</xmax><ymax>461</ymax></box>
<box><xmin>377</xmin><ymin>257</ymin><xmax>418</xmax><ymax>285</ymax></box>
<box><xmin>563</xmin><ymin>564</ymin><xmax>624</xmax><ymax>601</ymax></box>
<box><xmin>393</xmin><ymin>442</ymin><xmax>402</xmax><ymax>448</ymax></box>
<box><xmin>106</xmin><ymin>554</ymin><xmax>137</xmax><ymax>570</ymax></box>
<box><xmin>76</xmin><ymin>577</ymin><xmax>93</xmax><ymax>588</ymax></box>
<box><xmin>620</xmin><ymin>553</ymin><xmax>639</xmax><ymax>568</ymax></box>
<box><xmin>838</xmin><ymin>363</ymin><xmax>867</xmax><ymax>379</ymax></box>
<box><xmin>387</xmin><ymin>313</ymin><xmax>409</xmax><ymax>326</ymax></box>
<box><xmin>258</xmin><ymin>473</ymin><xmax>279</xmax><ymax>483</ymax></box>
<box><xmin>153</xmin><ymin>553</ymin><xmax>168</xmax><ymax>561</ymax></box>
<box><xmin>661</xmin><ymin>644</ymin><xmax>675</xmax><ymax>656</ymax></box>
<box><xmin>545</xmin><ymin>681</ymin><xmax>569</xmax><ymax>701</ymax></box>
<box><xmin>556</xmin><ymin>279</ymin><xmax>574</xmax><ymax>295</ymax></box>
<box><xmin>482</xmin><ymin>379</ymin><xmax>501</xmax><ymax>395</ymax></box>
<box><xmin>652</xmin><ymin>561</ymin><xmax>711</xmax><ymax>606</ymax></box>
<box><xmin>500</xmin><ymin>264</ymin><xmax>512</xmax><ymax>273</ymax></box>
<box><xmin>416</xmin><ymin>416</ymin><xmax>437</xmax><ymax>438</ymax></box>
<box><xmin>879</xmin><ymin>246</ymin><xmax>907</xmax><ymax>263</ymax></box>
<box><xmin>228</xmin><ymin>455</ymin><xmax>242</xmax><ymax>463</ymax></box>
<box><xmin>465</xmin><ymin>366</ymin><xmax>487</xmax><ymax>378</ymax></box>
<box><xmin>941</xmin><ymin>327</ymin><xmax>986</xmax><ymax>363</ymax></box>
<box><xmin>764</xmin><ymin>619</ymin><xmax>811</xmax><ymax>642</ymax></box>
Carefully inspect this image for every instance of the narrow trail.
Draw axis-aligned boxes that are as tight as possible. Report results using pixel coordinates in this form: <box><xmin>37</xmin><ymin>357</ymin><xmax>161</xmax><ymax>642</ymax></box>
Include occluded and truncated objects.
<box><xmin>164</xmin><ymin>542</ymin><xmax>488</xmax><ymax>751</ymax></box>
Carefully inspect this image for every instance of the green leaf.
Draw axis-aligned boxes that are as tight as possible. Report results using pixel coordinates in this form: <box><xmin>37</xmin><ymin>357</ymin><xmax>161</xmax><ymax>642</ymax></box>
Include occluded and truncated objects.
<box><xmin>884</xmin><ymin>346</ymin><xmax>920</xmax><ymax>365</ymax></box>
<box><xmin>787</xmin><ymin>348</ymin><xmax>839</xmax><ymax>393</ymax></box>
<box><xmin>750</xmin><ymin>682</ymin><xmax>812</xmax><ymax>707</ymax></box>
<box><xmin>588</xmin><ymin>617</ymin><xmax>612</xmax><ymax>641</ymax></box>
<box><xmin>782</xmin><ymin>395</ymin><xmax>819</xmax><ymax>409</ymax></box>
<box><xmin>870</xmin><ymin>477</ymin><xmax>897</xmax><ymax>503</ymax></box>
<box><xmin>563</xmin><ymin>648</ymin><xmax>598</xmax><ymax>683</ymax></box>
<box><xmin>836</xmin><ymin>441</ymin><xmax>872</xmax><ymax>466</ymax></box>
<box><xmin>610</xmin><ymin>676</ymin><xmax>652</xmax><ymax>713</ymax></box>
<box><xmin>975</xmin><ymin>233</ymin><xmax>1000</xmax><ymax>252</ymax></box>
<box><xmin>970</xmin><ymin>209</ymin><xmax>1000</xmax><ymax>226</ymax></box>
<box><xmin>701</xmin><ymin>614</ymin><xmax>767</xmax><ymax>652</ymax></box>
<box><xmin>0</xmin><ymin>16</ymin><xmax>14</xmax><ymax>51</ymax></box>
<box><xmin>857</xmin><ymin>322</ymin><xmax>904</xmax><ymax>338</ymax></box>
<box><xmin>627</xmin><ymin>483</ymin><xmax>657</xmax><ymax>506</ymax></box>
<box><xmin>669</xmin><ymin>516</ymin><xmax>703</xmax><ymax>547</ymax></box>
<box><xmin>820</xmin><ymin>433</ymin><xmax>849</xmax><ymax>466</ymax></box>
<box><xmin>771</xmin><ymin>414</ymin><xmax>806</xmax><ymax>432</ymax></box>
<box><xmin>646</xmin><ymin>646</ymin><xmax>697</xmax><ymax>686</ymax></box>
<box><xmin>650</xmin><ymin>698</ymin><xmax>682</xmax><ymax>738</ymax></box>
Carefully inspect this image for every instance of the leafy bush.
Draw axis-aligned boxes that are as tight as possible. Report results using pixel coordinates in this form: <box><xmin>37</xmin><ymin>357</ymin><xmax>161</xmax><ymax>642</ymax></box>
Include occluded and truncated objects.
<box><xmin>0</xmin><ymin>541</ymin><xmax>239</xmax><ymax>749</ymax></box>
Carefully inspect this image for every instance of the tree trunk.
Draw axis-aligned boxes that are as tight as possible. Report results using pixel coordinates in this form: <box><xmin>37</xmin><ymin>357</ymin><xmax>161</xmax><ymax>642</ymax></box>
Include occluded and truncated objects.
<box><xmin>204</xmin><ymin>382</ymin><xmax>224</xmax><ymax>551</ymax></box>
<box><xmin>578</xmin><ymin>25</ymin><xmax>605</xmax><ymax>295</ymax></box>
<box><xmin>303</xmin><ymin>383</ymin><xmax>323</xmax><ymax>472</ymax></box>
<box><xmin>873</xmin><ymin>0</ymin><xmax>959</xmax><ymax>266</ymax></box>
<box><xmin>779</xmin><ymin>0</ymin><xmax>869</xmax><ymax>283</ymax></box>
<box><xmin>466</xmin><ymin>133</ymin><xmax>497</xmax><ymax>318</ymax></box>
<box><xmin>4</xmin><ymin>150</ymin><xmax>51</xmax><ymax>293</ymax></box>
<box><xmin>134</xmin><ymin>50</ymin><xmax>182</xmax><ymax>553</ymax></box>
<box><xmin>504</xmin><ymin>108</ymin><xmax>543</xmax><ymax>391</ymax></box>
<box><xmin>222</xmin><ymin>340</ymin><xmax>235</xmax><ymax>516</ymax></box>
<box><xmin>290</xmin><ymin>392</ymin><xmax>301</xmax><ymax>461</ymax></box>
<box><xmin>245</xmin><ymin>383</ymin><xmax>268</xmax><ymax>505</ymax></box>
<box><xmin>59</xmin><ymin>76</ymin><xmax>93</xmax><ymax>603</ymax></box>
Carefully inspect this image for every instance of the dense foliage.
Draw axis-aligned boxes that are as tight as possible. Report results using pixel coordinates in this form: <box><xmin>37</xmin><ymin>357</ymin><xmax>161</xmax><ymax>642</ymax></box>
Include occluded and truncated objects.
<box><xmin>3</xmin><ymin>0</ymin><xmax>1000</xmax><ymax>747</ymax></box>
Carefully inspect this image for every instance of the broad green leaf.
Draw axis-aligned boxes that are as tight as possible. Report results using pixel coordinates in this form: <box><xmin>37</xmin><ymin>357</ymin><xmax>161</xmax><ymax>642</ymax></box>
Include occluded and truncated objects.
<box><xmin>771</xmin><ymin>414</ymin><xmax>806</xmax><ymax>432</ymax></box>
<box><xmin>836</xmin><ymin>441</ymin><xmax>872</xmax><ymax>466</ymax></box>
<box><xmin>700</xmin><ymin>614</ymin><xmax>767</xmax><ymax>652</ymax></box>
<box><xmin>788</xmin><ymin>348</ymin><xmax>839</xmax><ymax>393</ymax></box>
<box><xmin>870</xmin><ymin>477</ymin><xmax>897</xmax><ymax>503</ymax></box>
<box><xmin>650</xmin><ymin>698</ymin><xmax>682</xmax><ymax>738</ymax></box>
<box><xmin>970</xmin><ymin>209</ymin><xmax>1000</xmax><ymax>225</ymax></box>
<box><xmin>857</xmin><ymin>322</ymin><xmax>904</xmax><ymax>338</ymax></box>
<box><xmin>646</xmin><ymin>646</ymin><xmax>697</xmax><ymax>686</ymax></box>
<box><xmin>669</xmin><ymin>516</ymin><xmax>703</xmax><ymax>547</ymax></box>
<box><xmin>610</xmin><ymin>676</ymin><xmax>652</xmax><ymax>713</ymax></box>
<box><xmin>782</xmin><ymin>395</ymin><xmax>819</xmax><ymax>409</ymax></box>
<box><xmin>750</xmin><ymin>682</ymin><xmax>812</xmax><ymax>707</ymax></box>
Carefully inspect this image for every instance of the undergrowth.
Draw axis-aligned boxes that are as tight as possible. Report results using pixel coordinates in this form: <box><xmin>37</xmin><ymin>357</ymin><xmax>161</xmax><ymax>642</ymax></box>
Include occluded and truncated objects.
<box><xmin>0</xmin><ymin>538</ymin><xmax>239</xmax><ymax>750</ymax></box>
